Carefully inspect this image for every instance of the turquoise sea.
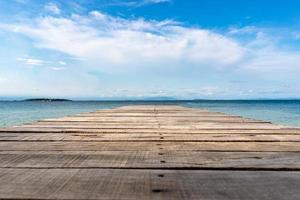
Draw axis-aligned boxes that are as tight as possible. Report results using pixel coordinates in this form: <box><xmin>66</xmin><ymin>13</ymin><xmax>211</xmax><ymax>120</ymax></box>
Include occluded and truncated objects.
<box><xmin>1</xmin><ymin>100</ymin><xmax>300</xmax><ymax>128</ymax></box>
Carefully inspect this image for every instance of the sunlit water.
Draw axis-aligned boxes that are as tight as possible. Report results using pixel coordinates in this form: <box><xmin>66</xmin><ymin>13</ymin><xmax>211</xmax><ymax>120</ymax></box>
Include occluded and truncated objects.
<box><xmin>1</xmin><ymin>100</ymin><xmax>300</xmax><ymax>127</ymax></box>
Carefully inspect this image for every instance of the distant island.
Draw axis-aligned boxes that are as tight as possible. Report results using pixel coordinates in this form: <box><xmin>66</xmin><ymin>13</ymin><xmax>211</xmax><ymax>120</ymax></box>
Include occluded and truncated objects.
<box><xmin>24</xmin><ymin>98</ymin><xmax>72</xmax><ymax>102</ymax></box>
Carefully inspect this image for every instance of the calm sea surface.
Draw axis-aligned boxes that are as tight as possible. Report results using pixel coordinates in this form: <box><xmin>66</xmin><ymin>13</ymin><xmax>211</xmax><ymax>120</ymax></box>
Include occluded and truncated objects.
<box><xmin>1</xmin><ymin>100</ymin><xmax>300</xmax><ymax>127</ymax></box>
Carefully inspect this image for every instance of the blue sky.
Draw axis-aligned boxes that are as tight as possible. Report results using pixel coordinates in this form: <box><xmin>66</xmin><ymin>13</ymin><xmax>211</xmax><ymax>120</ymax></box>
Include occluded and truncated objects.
<box><xmin>1</xmin><ymin>0</ymin><xmax>300</xmax><ymax>99</ymax></box>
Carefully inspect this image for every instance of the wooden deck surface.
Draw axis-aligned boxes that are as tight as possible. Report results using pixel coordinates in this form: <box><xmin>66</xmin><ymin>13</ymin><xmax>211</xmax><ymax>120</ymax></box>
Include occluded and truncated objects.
<box><xmin>0</xmin><ymin>105</ymin><xmax>299</xmax><ymax>199</ymax></box>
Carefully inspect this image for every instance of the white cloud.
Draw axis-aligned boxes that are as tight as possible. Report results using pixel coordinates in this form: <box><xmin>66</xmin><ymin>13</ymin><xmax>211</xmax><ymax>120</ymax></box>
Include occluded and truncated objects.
<box><xmin>4</xmin><ymin>13</ymin><xmax>300</xmax><ymax>75</ymax></box>
<box><xmin>241</xmin><ymin>49</ymin><xmax>300</xmax><ymax>72</ymax></box>
<box><xmin>2</xmin><ymin>12</ymin><xmax>300</xmax><ymax>98</ymax></box>
<box><xmin>16</xmin><ymin>57</ymin><xmax>46</xmax><ymax>66</ymax></box>
<box><xmin>16</xmin><ymin>57</ymin><xmax>68</xmax><ymax>69</ymax></box>
<box><xmin>51</xmin><ymin>67</ymin><xmax>66</xmax><ymax>71</ymax></box>
<box><xmin>89</xmin><ymin>11</ymin><xmax>106</xmax><ymax>20</ymax></box>
<box><xmin>139</xmin><ymin>0</ymin><xmax>172</xmax><ymax>5</ymax></box>
<box><xmin>58</xmin><ymin>61</ymin><xmax>66</xmax><ymax>65</ymax></box>
<box><xmin>4</xmin><ymin>13</ymin><xmax>245</xmax><ymax>72</ymax></box>
<box><xmin>106</xmin><ymin>0</ymin><xmax>172</xmax><ymax>7</ymax></box>
<box><xmin>45</xmin><ymin>2</ymin><xmax>61</xmax><ymax>15</ymax></box>
<box><xmin>228</xmin><ymin>26</ymin><xmax>261</xmax><ymax>35</ymax></box>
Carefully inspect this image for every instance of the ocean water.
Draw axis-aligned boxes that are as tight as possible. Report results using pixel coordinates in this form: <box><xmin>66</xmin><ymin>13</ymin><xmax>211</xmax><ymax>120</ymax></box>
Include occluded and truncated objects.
<box><xmin>181</xmin><ymin>100</ymin><xmax>300</xmax><ymax>127</ymax></box>
<box><xmin>1</xmin><ymin>100</ymin><xmax>300</xmax><ymax>128</ymax></box>
<box><xmin>0</xmin><ymin>101</ymin><xmax>121</xmax><ymax>128</ymax></box>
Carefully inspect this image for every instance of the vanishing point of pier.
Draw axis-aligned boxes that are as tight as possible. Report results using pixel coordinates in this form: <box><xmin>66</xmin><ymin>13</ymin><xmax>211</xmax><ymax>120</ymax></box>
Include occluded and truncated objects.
<box><xmin>0</xmin><ymin>105</ymin><xmax>299</xmax><ymax>199</ymax></box>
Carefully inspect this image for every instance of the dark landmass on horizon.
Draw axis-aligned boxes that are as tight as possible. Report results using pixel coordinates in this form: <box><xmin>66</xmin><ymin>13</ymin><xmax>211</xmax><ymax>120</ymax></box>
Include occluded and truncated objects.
<box><xmin>1</xmin><ymin>96</ymin><xmax>300</xmax><ymax>101</ymax></box>
<box><xmin>24</xmin><ymin>98</ymin><xmax>72</xmax><ymax>102</ymax></box>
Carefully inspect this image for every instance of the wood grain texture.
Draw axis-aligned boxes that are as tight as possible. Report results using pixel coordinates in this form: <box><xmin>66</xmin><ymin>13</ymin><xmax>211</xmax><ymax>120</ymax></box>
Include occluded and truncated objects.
<box><xmin>0</xmin><ymin>169</ymin><xmax>299</xmax><ymax>200</ymax></box>
<box><xmin>0</xmin><ymin>151</ymin><xmax>299</xmax><ymax>169</ymax></box>
<box><xmin>0</xmin><ymin>105</ymin><xmax>299</xmax><ymax>199</ymax></box>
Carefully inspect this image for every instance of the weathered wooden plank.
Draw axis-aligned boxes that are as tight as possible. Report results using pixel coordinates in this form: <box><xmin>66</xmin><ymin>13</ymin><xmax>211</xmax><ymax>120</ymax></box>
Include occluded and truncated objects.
<box><xmin>71</xmin><ymin>114</ymin><xmax>243</xmax><ymax>117</ymax></box>
<box><xmin>0</xmin><ymin>169</ymin><xmax>299</xmax><ymax>200</ymax></box>
<box><xmin>43</xmin><ymin>116</ymin><xmax>250</xmax><ymax>120</ymax></box>
<box><xmin>35</xmin><ymin>119</ymin><xmax>269</xmax><ymax>124</ymax></box>
<box><xmin>0</xmin><ymin>151</ymin><xmax>299</xmax><ymax>169</ymax></box>
<box><xmin>12</xmin><ymin>123</ymin><xmax>284</xmax><ymax>129</ymax></box>
<box><xmin>90</xmin><ymin>110</ymin><xmax>225</xmax><ymax>114</ymax></box>
<box><xmin>0</xmin><ymin>141</ymin><xmax>299</xmax><ymax>151</ymax></box>
<box><xmin>1</xmin><ymin>133</ymin><xmax>300</xmax><ymax>142</ymax></box>
<box><xmin>1</xmin><ymin>128</ymin><xmax>299</xmax><ymax>134</ymax></box>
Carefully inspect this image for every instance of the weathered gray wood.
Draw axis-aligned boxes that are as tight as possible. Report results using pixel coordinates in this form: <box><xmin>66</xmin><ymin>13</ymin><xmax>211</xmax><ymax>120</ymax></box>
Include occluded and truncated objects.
<box><xmin>0</xmin><ymin>169</ymin><xmax>299</xmax><ymax>200</ymax></box>
<box><xmin>0</xmin><ymin>141</ymin><xmax>299</xmax><ymax>151</ymax></box>
<box><xmin>0</xmin><ymin>132</ymin><xmax>300</xmax><ymax>141</ymax></box>
<box><xmin>41</xmin><ymin>116</ymin><xmax>255</xmax><ymax>121</ymax></box>
<box><xmin>1</xmin><ymin>128</ymin><xmax>299</xmax><ymax>134</ymax></box>
<box><xmin>8</xmin><ymin>124</ymin><xmax>285</xmax><ymax>130</ymax></box>
<box><xmin>0</xmin><ymin>151</ymin><xmax>299</xmax><ymax>169</ymax></box>
<box><xmin>35</xmin><ymin>119</ymin><xmax>270</xmax><ymax>123</ymax></box>
<box><xmin>1</xmin><ymin>105</ymin><xmax>300</xmax><ymax>199</ymax></box>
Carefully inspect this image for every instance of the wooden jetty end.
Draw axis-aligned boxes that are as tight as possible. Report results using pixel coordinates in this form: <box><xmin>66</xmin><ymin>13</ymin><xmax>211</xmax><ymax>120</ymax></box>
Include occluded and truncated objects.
<box><xmin>0</xmin><ymin>105</ymin><xmax>299</xmax><ymax>199</ymax></box>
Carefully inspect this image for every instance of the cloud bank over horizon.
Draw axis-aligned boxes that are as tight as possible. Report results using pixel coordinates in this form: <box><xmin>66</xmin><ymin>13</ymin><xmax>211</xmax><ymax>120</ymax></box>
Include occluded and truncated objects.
<box><xmin>1</xmin><ymin>1</ymin><xmax>300</xmax><ymax>99</ymax></box>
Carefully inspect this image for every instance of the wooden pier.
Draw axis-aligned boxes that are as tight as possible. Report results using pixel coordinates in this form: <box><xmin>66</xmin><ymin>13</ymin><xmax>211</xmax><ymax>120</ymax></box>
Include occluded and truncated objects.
<box><xmin>0</xmin><ymin>105</ymin><xmax>299</xmax><ymax>199</ymax></box>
